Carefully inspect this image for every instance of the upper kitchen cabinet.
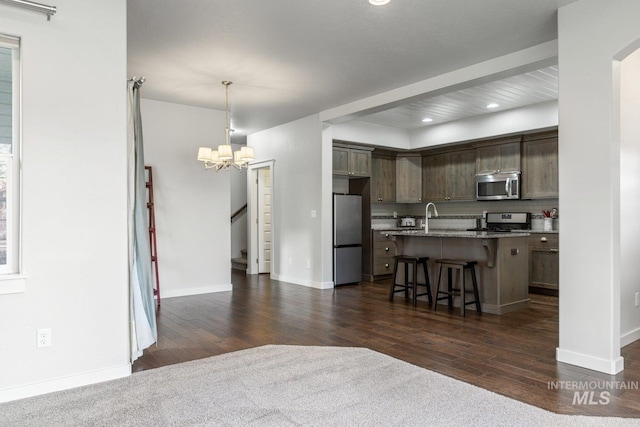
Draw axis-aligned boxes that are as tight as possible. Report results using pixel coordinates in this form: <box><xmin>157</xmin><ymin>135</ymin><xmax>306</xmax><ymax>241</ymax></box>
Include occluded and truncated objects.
<box><xmin>475</xmin><ymin>139</ymin><xmax>521</xmax><ymax>174</ymax></box>
<box><xmin>422</xmin><ymin>149</ymin><xmax>475</xmax><ymax>202</ymax></box>
<box><xmin>396</xmin><ymin>154</ymin><xmax>422</xmax><ymax>203</ymax></box>
<box><xmin>332</xmin><ymin>143</ymin><xmax>373</xmax><ymax>177</ymax></box>
<box><xmin>371</xmin><ymin>151</ymin><xmax>396</xmax><ymax>203</ymax></box>
<box><xmin>522</xmin><ymin>131</ymin><xmax>558</xmax><ymax>199</ymax></box>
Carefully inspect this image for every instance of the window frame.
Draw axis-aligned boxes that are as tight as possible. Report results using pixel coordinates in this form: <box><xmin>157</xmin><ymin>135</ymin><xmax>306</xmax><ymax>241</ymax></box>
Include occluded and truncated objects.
<box><xmin>0</xmin><ymin>34</ymin><xmax>23</xmax><ymax>289</ymax></box>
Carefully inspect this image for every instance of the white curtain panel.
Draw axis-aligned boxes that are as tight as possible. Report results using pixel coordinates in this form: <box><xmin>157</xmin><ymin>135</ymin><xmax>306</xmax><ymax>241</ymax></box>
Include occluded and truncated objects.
<box><xmin>127</xmin><ymin>80</ymin><xmax>157</xmax><ymax>362</ymax></box>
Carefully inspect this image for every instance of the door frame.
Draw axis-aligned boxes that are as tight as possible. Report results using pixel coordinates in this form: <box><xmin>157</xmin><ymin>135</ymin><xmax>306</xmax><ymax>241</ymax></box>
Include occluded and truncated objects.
<box><xmin>247</xmin><ymin>159</ymin><xmax>275</xmax><ymax>276</ymax></box>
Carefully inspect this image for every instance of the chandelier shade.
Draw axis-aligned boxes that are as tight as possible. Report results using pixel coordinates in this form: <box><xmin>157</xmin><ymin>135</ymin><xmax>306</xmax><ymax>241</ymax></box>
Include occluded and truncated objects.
<box><xmin>197</xmin><ymin>81</ymin><xmax>255</xmax><ymax>171</ymax></box>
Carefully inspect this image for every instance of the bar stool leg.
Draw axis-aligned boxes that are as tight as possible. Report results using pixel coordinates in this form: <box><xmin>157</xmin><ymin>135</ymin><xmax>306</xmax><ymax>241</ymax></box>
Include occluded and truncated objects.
<box><xmin>433</xmin><ymin>264</ymin><xmax>443</xmax><ymax>311</ymax></box>
<box><xmin>404</xmin><ymin>262</ymin><xmax>410</xmax><ymax>299</ymax></box>
<box><xmin>422</xmin><ymin>260</ymin><xmax>432</xmax><ymax>306</ymax></box>
<box><xmin>447</xmin><ymin>268</ymin><xmax>453</xmax><ymax>308</ymax></box>
<box><xmin>389</xmin><ymin>257</ymin><xmax>400</xmax><ymax>301</ymax></box>
<box><xmin>461</xmin><ymin>267</ymin><xmax>466</xmax><ymax>316</ymax></box>
<box><xmin>470</xmin><ymin>265</ymin><xmax>481</xmax><ymax>313</ymax></box>
<box><xmin>412</xmin><ymin>261</ymin><xmax>418</xmax><ymax>306</ymax></box>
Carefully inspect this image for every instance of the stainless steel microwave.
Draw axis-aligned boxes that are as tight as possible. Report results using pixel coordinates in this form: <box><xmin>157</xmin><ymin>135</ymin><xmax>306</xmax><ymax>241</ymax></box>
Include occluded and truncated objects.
<box><xmin>475</xmin><ymin>171</ymin><xmax>520</xmax><ymax>200</ymax></box>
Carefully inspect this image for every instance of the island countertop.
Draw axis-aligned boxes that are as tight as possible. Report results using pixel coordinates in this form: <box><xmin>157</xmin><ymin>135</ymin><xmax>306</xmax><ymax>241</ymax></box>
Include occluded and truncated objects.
<box><xmin>383</xmin><ymin>229</ymin><xmax>530</xmax><ymax>314</ymax></box>
<box><xmin>383</xmin><ymin>229</ymin><xmax>530</xmax><ymax>239</ymax></box>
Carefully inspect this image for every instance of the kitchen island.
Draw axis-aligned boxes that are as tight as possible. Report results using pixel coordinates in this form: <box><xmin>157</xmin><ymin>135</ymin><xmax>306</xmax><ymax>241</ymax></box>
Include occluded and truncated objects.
<box><xmin>386</xmin><ymin>230</ymin><xmax>530</xmax><ymax>315</ymax></box>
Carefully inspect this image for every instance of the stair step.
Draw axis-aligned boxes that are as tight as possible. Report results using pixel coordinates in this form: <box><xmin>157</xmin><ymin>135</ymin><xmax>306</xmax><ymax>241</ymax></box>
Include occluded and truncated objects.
<box><xmin>231</xmin><ymin>257</ymin><xmax>248</xmax><ymax>271</ymax></box>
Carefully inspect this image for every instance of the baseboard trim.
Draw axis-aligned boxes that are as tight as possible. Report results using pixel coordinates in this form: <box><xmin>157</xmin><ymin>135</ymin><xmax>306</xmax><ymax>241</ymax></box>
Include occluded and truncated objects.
<box><xmin>161</xmin><ymin>284</ymin><xmax>232</xmax><ymax>299</ymax></box>
<box><xmin>270</xmin><ymin>274</ymin><xmax>333</xmax><ymax>289</ymax></box>
<box><xmin>621</xmin><ymin>327</ymin><xmax>640</xmax><ymax>348</ymax></box>
<box><xmin>556</xmin><ymin>347</ymin><xmax>624</xmax><ymax>375</ymax></box>
<box><xmin>0</xmin><ymin>363</ymin><xmax>131</xmax><ymax>403</ymax></box>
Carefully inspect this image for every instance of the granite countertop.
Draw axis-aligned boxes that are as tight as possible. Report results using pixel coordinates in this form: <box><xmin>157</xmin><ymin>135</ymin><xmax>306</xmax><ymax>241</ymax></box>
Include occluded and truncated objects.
<box><xmin>383</xmin><ymin>229</ymin><xmax>530</xmax><ymax>239</ymax></box>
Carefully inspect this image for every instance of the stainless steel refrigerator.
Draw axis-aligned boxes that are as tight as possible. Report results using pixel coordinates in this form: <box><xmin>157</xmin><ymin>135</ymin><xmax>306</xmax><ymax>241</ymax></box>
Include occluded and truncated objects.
<box><xmin>333</xmin><ymin>193</ymin><xmax>362</xmax><ymax>286</ymax></box>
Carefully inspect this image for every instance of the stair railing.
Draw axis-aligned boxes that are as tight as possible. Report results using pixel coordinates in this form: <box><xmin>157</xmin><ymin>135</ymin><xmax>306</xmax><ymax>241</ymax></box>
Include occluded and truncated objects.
<box><xmin>231</xmin><ymin>203</ymin><xmax>247</xmax><ymax>223</ymax></box>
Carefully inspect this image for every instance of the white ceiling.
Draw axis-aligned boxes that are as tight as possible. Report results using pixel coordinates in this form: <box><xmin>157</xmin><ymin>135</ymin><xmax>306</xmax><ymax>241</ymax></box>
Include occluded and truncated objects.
<box><xmin>127</xmin><ymin>1</ymin><xmax>575</xmax><ymax>142</ymax></box>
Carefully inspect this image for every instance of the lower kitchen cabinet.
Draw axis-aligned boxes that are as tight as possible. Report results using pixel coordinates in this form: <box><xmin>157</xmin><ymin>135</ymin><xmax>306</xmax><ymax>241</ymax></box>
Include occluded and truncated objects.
<box><xmin>528</xmin><ymin>233</ymin><xmax>559</xmax><ymax>293</ymax></box>
<box><xmin>372</xmin><ymin>231</ymin><xmax>396</xmax><ymax>277</ymax></box>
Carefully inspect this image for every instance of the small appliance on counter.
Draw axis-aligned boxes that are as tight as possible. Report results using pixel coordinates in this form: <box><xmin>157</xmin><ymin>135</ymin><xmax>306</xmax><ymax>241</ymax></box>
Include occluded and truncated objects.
<box><xmin>398</xmin><ymin>217</ymin><xmax>415</xmax><ymax>227</ymax></box>
<box><xmin>467</xmin><ymin>212</ymin><xmax>531</xmax><ymax>232</ymax></box>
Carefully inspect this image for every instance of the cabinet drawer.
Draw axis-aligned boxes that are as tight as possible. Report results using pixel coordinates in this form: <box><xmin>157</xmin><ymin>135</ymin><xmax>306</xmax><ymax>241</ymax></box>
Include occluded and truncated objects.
<box><xmin>374</xmin><ymin>242</ymin><xmax>396</xmax><ymax>257</ymax></box>
<box><xmin>374</xmin><ymin>257</ymin><xmax>395</xmax><ymax>276</ymax></box>
<box><xmin>373</xmin><ymin>230</ymin><xmax>395</xmax><ymax>242</ymax></box>
<box><xmin>529</xmin><ymin>234</ymin><xmax>558</xmax><ymax>249</ymax></box>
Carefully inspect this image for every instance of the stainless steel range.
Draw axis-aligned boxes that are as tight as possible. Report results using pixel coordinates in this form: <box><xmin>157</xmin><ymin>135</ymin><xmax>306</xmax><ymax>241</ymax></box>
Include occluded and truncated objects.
<box><xmin>468</xmin><ymin>212</ymin><xmax>531</xmax><ymax>232</ymax></box>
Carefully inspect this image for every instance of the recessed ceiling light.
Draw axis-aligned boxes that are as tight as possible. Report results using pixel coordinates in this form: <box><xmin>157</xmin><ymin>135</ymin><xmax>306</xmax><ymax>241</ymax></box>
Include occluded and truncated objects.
<box><xmin>369</xmin><ymin>0</ymin><xmax>391</xmax><ymax>5</ymax></box>
<box><xmin>421</xmin><ymin>118</ymin><xmax>433</xmax><ymax>123</ymax></box>
<box><xmin>486</xmin><ymin>103</ymin><xmax>499</xmax><ymax>109</ymax></box>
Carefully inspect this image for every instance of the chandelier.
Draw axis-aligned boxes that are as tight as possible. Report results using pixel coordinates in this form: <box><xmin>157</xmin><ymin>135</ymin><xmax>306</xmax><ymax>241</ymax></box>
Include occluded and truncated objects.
<box><xmin>197</xmin><ymin>81</ymin><xmax>254</xmax><ymax>171</ymax></box>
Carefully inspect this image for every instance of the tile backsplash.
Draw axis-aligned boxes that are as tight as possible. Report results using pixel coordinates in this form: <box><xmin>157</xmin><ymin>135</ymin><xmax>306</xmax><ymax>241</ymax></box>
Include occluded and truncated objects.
<box><xmin>371</xmin><ymin>199</ymin><xmax>559</xmax><ymax>231</ymax></box>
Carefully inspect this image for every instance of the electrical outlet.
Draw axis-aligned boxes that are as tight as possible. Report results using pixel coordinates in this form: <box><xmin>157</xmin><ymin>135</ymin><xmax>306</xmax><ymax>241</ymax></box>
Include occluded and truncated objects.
<box><xmin>37</xmin><ymin>328</ymin><xmax>51</xmax><ymax>348</ymax></box>
<box><xmin>635</xmin><ymin>292</ymin><xmax>639</xmax><ymax>307</ymax></box>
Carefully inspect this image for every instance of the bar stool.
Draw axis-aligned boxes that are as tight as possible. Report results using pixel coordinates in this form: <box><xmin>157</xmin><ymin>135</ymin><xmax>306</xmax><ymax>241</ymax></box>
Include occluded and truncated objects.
<box><xmin>389</xmin><ymin>255</ymin><xmax>432</xmax><ymax>307</ymax></box>
<box><xmin>433</xmin><ymin>259</ymin><xmax>481</xmax><ymax>316</ymax></box>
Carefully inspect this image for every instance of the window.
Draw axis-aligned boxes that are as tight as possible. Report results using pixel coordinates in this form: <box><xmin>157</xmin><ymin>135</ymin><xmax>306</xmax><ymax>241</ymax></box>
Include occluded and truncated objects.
<box><xmin>0</xmin><ymin>35</ymin><xmax>20</xmax><ymax>277</ymax></box>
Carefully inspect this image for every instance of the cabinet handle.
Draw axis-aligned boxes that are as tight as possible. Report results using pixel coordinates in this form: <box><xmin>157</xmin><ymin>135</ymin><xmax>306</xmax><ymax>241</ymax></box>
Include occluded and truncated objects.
<box><xmin>385</xmin><ymin>263</ymin><xmax>389</xmax><ymax>268</ymax></box>
<box><xmin>385</xmin><ymin>233</ymin><xmax>389</xmax><ymax>238</ymax></box>
<box><xmin>385</xmin><ymin>247</ymin><xmax>389</xmax><ymax>252</ymax></box>
<box><xmin>540</xmin><ymin>237</ymin><xmax>548</xmax><ymax>242</ymax></box>
<box><xmin>550</xmin><ymin>248</ymin><xmax>559</xmax><ymax>253</ymax></box>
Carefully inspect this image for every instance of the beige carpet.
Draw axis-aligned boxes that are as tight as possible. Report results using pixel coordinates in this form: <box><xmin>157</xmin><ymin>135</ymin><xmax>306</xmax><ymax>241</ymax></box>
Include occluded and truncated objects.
<box><xmin>1</xmin><ymin>345</ymin><xmax>638</xmax><ymax>426</ymax></box>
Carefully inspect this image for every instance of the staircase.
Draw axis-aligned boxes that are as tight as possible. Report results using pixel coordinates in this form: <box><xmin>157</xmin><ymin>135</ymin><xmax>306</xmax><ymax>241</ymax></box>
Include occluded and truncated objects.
<box><xmin>232</xmin><ymin>249</ymin><xmax>248</xmax><ymax>271</ymax></box>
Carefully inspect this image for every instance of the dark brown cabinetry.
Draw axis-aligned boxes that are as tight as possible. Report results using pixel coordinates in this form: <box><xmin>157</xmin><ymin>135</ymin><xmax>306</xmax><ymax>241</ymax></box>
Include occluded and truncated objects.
<box><xmin>396</xmin><ymin>154</ymin><xmax>422</xmax><ymax>203</ymax></box>
<box><xmin>528</xmin><ymin>233</ymin><xmax>559</xmax><ymax>292</ymax></box>
<box><xmin>475</xmin><ymin>140</ymin><xmax>521</xmax><ymax>174</ymax></box>
<box><xmin>372</xmin><ymin>231</ymin><xmax>396</xmax><ymax>277</ymax></box>
<box><xmin>332</xmin><ymin>145</ymin><xmax>372</xmax><ymax>177</ymax></box>
<box><xmin>371</xmin><ymin>153</ymin><xmax>396</xmax><ymax>203</ymax></box>
<box><xmin>522</xmin><ymin>133</ymin><xmax>558</xmax><ymax>199</ymax></box>
<box><xmin>422</xmin><ymin>149</ymin><xmax>475</xmax><ymax>202</ymax></box>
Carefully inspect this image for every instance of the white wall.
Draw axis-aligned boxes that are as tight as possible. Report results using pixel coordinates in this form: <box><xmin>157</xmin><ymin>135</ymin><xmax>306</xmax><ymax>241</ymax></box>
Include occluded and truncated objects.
<box><xmin>557</xmin><ymin>0</ymin><xmax>640</xmax><ymax>374</ymax></box>
<box><xmin>248</xmin><ymin>115</ymin><xmax>331</xmax><ymax>288</ymax></box>
<box><xmin>619</xmin><ymin>48</ymin><xmax>640</xmax><ymax>346</ymax></box>
<box><xmin>410</xmin><ymin>101</ymin><xmax>558</xmax><ymax>149</ymax></box>
<box><xmin>0</xmin><ymin>0</ymin><xmax>130</xmax><ymax>401</ymax></box>
<box><xmin>141</xmin><ymin>99</ymin><xmax>232</xmax><ymax>298</ymax></box>
<box><xmin>230</xmin><ymin>144</ymin><xmax>247</xmax><ymax>260</ymax></box>
<box><xmin>331</xmin><ymin>121</ymin><xmax>410</xmax><ymax>149</ymax></box>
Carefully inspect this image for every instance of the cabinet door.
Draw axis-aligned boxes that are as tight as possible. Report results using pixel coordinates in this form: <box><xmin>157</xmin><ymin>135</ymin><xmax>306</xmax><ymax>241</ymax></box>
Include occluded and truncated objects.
<box><xmin>528</xmin><ymin>235</ymin><xmax>559</xmax><ymax>290</ymax></box>
<box><xmin>499</xmin><ymin>142</ymin><xmax>521</xmax><ymax>172</ymax></box>
<box><xmin>476</xmin><ymin>142</ymin><xmax>521</xmax><ymax>174</ymax></box>
<box><xmin>349</xmin><ymin>149</ymin><xmax>371</xmax><ymax>177</ymax></box>
<box><xmin>522</xmin><ymin>137</ymin><xmax>558</xmax><ymax>199</ymax></box>
<box><xmin>422</xmin><ymin>153</ymin><xmax>447</xmax><ymax>201</ymax></box>
<box><xmin>332</xmin><ymin>147</ymin><xmax>350</xmax><ymax>176</ymax></box>
<box><xmin>448</xmin><ymin>150</ymin><xmax>476</xmax><ymax>201</ymax></box>
<box><xmin>371</xmin><ymin>155</ymin><xmax>396</xmax><ymax>203</ymax></box>
<box><xmin>475</xmin><ymin>145</ymin><xmax>501</xmax><ymax>174</ymax></box>
<box><xmin>396</xmin><ymin>156</ymin><xmax>422</xmax><ymax>203</ymax></box>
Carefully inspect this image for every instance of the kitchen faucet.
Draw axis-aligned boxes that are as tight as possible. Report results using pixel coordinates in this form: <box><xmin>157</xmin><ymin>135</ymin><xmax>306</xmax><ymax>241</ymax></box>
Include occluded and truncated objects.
<box><xmin>424</xmin><ymin>202</ymin><xmax>438</xmax><ymax>233</ymax></box>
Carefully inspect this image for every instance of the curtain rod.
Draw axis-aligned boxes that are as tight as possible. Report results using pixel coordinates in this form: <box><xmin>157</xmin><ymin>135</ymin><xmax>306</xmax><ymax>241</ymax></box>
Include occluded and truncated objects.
<box><xmin>0</xmin><ymin>0</ymin><xmax>57</xmax><ymax>20</ymax></box>
<box><xmin>129</xmin><ymin>76</ymin><xmax>146</xmax><ymax>88</ymax></box>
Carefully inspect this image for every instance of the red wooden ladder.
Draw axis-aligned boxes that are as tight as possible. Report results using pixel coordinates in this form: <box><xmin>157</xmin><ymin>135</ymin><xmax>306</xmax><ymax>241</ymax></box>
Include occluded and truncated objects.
<box><xmin>145</xmin><ymin>166</ymin><xmax>161</xmax><ymax>306</ymax></box>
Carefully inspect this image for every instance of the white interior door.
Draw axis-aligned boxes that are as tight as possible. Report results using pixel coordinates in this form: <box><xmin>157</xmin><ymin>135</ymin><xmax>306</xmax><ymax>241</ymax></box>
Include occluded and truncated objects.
<box><xmin>258</xmin><ymin>168</ymin><xmax>271</xmax><ymax>273</ymax></box>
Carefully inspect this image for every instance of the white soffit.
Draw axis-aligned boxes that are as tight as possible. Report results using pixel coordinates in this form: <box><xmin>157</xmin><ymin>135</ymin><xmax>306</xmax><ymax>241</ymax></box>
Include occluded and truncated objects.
<box><xmin>355</xmin><ymin>66</ymin><xmax>558</xmax><ymax>129</ymax></box>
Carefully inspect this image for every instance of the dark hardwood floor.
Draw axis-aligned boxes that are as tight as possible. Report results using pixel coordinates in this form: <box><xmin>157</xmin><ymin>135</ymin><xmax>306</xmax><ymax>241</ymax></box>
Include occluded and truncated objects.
<box><xmin>133</xmin><ymin>271</ymin><xmax>640</xmax><ymax>418</ymax></box>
